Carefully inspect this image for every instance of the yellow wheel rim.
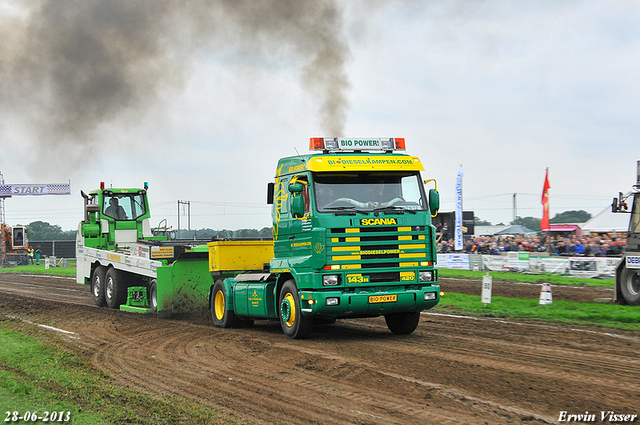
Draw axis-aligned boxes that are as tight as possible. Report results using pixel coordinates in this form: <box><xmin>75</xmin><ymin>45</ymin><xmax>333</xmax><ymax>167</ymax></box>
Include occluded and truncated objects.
<box><xmin>284</xmin><ymin>293</ymin><xmax>296</xmax><ymax>328</ymax></box>
<box><xmin>214</xmin><ymin>290</ymin><xmax>225</xmax><ymax>321</ymax></box>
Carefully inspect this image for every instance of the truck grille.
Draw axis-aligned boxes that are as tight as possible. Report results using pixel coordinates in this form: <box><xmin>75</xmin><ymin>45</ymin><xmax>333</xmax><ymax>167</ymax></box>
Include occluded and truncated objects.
<box><xmin>327</xmin><ymin>225</ymin><xmax>433</xmax><ymax>284</ymax></box>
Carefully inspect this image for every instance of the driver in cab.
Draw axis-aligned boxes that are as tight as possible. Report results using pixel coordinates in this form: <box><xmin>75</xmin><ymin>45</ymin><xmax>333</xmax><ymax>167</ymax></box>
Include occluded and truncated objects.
<box><xmin>367</xmin><ymin>182</ymin><xmax>389</xmax><ymax>208</ymax></box>
<box><xmin>105</xmin><ymin>197</ymin><xmax>127</xmax><ymax>220</ymax></box>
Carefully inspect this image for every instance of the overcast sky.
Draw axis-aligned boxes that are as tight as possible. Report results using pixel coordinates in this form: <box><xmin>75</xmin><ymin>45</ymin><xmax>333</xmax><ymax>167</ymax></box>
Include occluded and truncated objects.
<box><xmin>1</xmin><ymin>0</ymin><xmax>638</xmax><ymax>232</ymax></box>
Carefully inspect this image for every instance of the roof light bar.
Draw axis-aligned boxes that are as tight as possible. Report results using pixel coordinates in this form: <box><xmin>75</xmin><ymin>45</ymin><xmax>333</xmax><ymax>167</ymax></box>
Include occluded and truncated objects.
<box><xmin>309</xmin><ymin>138</ymin><xmax>407</xmax><ymax>152</ymax></box>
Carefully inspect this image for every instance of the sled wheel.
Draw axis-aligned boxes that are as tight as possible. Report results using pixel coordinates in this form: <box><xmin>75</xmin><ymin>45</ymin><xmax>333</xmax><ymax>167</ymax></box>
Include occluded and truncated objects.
<box><xmin>279</xmin><ymin>280</ymin><xmax>312</xmax><ymax>339</ymax></box>
<box><xmin>91</xmin><ymin>266</ymin><xmax>107</xmax><ymax>307</ymax></box>
<box><xmin>384</xmin><ymin>312</ymin><xmax>421</xmax><ymax>335</ymax></box>
<box><xmin>149</xmin><ymin>279</ymin><xmax>158</xmax><ymax>313</ymax></box>
<box><xmin>105</xmin><ymin>268</ymin><xmax>128</xmax><ymax>309</ymax></box>
<box><xmin>620</xmin><ymin>266</ymin><xmax>640</xmax><ymax>306</ymax></box>
<box><xmin>211</xmin><ymin>280</ymin><xmax>240</xmax><ymax>328</ymax></box>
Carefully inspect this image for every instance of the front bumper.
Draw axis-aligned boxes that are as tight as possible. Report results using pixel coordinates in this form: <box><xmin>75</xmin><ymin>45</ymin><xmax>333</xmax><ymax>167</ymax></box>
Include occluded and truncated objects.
<box><xmin>298</xmin><ymin>285</ymin><xmax>440</xmax><ymax>318</ymax></box>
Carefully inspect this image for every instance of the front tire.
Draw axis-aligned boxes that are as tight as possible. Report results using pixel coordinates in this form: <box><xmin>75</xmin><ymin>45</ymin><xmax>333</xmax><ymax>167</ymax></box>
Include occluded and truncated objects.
<box><xmin>211</xmin><ymin>280</ymin><xmax>240</xmax><ymax>328</ymax></box>
<box><xmin>620</xmin><ymin>266</ymin><xmax>640</xmax><ymax>306</ymax></box>
<box><xmin>384</xmin><ymin>312</ymin><xmax>421</xmax><ymax>335</ymax></box>
<box><xmin>91</xmin><ymin>266</ymin><xmax>107</xmax><ymax>307</ymax></box>
<box><xmin>105</xmin><ymin>268</ymin><xmax>128</xmax><ymax>309</ymax></box>
<box><xmin>278</xmin><ymin>280</ymin><xmax>313</xmax><ymax>339</ymax></box>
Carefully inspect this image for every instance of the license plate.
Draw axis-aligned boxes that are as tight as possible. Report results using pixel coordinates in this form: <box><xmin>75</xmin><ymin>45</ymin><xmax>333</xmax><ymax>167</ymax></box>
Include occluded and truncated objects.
<box><xmin>368</xmin><ymin>294</ymin><xmax>397</xmax><ymax>304</ymax></box>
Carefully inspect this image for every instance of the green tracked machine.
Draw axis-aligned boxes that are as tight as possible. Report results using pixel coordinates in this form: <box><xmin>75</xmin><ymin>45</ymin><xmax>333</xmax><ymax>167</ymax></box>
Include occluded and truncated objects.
<box><xmin>76</xmin><ymin>138</ymin><xmax>442</xmax><ymax>338</ymax></box>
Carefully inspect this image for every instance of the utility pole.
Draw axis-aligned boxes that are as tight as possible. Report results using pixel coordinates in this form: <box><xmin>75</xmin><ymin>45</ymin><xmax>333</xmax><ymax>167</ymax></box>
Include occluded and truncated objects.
<box><xmin>177</xmin><ymin>200</ymin><xmax>191</xmax><ymax>239</ymax></box>
<box><xmin>513</xmin><ymin>193</ymin><xmax>517</xmax><ymax>222</ymax></box>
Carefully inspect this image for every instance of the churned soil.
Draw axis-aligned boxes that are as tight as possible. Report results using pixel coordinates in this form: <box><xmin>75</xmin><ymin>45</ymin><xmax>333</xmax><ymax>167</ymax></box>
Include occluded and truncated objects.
<box><xmin>0</xmin><ymin>273</ymin><xmax>638</xmax><ymax>425</ymax></box>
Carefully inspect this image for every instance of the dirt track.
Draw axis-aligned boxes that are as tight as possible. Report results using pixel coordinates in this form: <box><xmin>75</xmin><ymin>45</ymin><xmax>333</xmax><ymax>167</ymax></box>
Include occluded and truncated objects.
<box><xmin>1</xmin><ymin>273</ymin><xmax>639</xmax><ymax>425</ymax></box>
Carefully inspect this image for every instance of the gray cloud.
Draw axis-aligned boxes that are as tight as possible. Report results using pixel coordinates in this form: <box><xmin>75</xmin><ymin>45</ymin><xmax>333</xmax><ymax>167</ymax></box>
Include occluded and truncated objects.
<box><xmin>0</xmin><ymin>0</ymin><xmax>351</xmax><ymax>167</ymax></box>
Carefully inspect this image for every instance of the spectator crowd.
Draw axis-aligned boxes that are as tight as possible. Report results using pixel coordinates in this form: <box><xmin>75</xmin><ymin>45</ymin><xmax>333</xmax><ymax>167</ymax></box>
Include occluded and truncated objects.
<box><xmin>437</xmin><ymin>232</ymin><xmax>627</xmax><ymax>257</ymax></box>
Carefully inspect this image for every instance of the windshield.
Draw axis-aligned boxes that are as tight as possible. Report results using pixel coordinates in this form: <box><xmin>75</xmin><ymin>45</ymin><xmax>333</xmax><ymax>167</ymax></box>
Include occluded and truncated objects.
<box><xmin>103</xmin><ymin>193</ymin><xmax>147</xmax><ymax>221</ymax></box>
<box><xmin>313</xmin><ymin>172</ymin><xmax>426</xmax><ymax>212</ymax></box>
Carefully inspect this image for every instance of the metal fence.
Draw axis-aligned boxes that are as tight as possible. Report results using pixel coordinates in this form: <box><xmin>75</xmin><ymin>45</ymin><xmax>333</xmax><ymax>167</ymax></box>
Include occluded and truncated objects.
<box><xmin>29</xmin><ymin>240</ymin><xmax>76</xmax><ymax>259</ymax></box>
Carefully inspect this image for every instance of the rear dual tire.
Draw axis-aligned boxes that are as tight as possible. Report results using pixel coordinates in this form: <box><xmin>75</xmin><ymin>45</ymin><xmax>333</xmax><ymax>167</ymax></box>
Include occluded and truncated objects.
<box><xmin>105</xmin><ymin>268</ymin><xmax>129</xmax><ymax>309</ymax></box>
<box><xmin>91</xmin><ymin>266</ymin><xmax>107</xmax><ymax>307</ymax></box>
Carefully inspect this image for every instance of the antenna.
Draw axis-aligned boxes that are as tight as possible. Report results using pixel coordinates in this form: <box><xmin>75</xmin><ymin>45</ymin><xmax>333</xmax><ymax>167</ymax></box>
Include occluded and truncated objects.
<box><xmin>294</xmin><ymin>147</ymin><xmax>305</xmax><ymax>162</ymax></box>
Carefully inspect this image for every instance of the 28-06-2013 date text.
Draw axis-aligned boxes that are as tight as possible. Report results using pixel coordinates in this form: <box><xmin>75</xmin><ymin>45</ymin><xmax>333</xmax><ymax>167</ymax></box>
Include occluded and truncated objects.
<box><xmin>5</xmin><ymin>411</ymin><xmax>70</xmax><ymax>422</ymax></box>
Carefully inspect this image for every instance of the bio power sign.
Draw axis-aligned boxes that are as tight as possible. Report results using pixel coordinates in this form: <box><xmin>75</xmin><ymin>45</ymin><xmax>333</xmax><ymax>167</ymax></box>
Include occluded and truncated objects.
<box><xmin>337</xmin><ymin>138</ymin><xmax>381</xmax><ymax>150</ymax></box>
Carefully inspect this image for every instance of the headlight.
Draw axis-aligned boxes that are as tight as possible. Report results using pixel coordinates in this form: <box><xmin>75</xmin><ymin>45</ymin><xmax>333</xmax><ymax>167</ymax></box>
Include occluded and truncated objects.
<box><xmin>326</xmin><ymin>297</ymin><xmax>340</xmax><ymax>306</ymax></box>
<box><xmin>323</xmin><ymin>275</ymin><xmax>340</xmax><ymax>286</ymax></box>
<box><xmin>424</xmin><ymin>292</ymin><xmax>437</xmax><ymax>301</ymax></box>
<box><xmin>419</xmin><ymin>271</ymin><xmax>433</xmax><ymax>282</ymax></box>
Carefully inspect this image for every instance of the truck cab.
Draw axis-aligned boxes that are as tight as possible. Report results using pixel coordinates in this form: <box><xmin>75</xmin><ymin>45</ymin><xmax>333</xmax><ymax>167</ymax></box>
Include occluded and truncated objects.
<box><xmin>212</xmin><ymin>138</ymin><xmax>441</xmax><ymax>338</ymax></box>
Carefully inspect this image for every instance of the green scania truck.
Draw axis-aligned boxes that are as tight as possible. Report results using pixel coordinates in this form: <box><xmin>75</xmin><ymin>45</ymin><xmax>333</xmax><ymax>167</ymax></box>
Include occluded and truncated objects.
<box><xmin>76</xmin><ymin>138</ymin><xmax>441</xmax><ymax>338</ymax></box>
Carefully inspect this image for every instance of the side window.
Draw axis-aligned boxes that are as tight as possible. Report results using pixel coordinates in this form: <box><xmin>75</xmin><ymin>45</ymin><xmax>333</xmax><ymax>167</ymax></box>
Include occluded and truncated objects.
<box><xmin>302</xmin><ymin>183</ymin><xmax>310</xmax><ymax>216</ymax></box>
<box><xmin>274</xmin><ymin>178</ymin><xmax>289</xmax><ymax>216</ymax></box>
<box><xmin>130</xmin><ymin>194</ymin><xmax>146</xmax><ymax>219</ymax></box>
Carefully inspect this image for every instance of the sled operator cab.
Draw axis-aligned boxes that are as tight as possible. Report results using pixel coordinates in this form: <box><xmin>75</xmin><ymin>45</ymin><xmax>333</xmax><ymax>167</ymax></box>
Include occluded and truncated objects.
<box><xmin>79</xmin><ymin>181</ymin><xmax>153</xmax><ymax>250</ymax></box>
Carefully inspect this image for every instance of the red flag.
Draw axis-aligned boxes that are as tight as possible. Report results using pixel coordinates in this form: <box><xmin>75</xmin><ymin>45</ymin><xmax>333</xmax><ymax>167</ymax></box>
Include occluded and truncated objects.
<box><xmin>541</xmin><ymin>168</ymin><xmax>551</xmax><ymax>230</ymax></box>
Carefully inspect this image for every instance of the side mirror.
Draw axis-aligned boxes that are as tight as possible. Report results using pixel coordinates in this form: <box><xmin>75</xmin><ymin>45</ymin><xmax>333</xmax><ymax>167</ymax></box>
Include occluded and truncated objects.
<box><xmin>429</xmin><ymin>189</ymin><xmax>440</xmax><ymax>217</ymax></box>
<box><xmin>288</xmin><ymin>182</ymin><xmax>304</xmax><ymax>193</ymax></box>
<box><xmin>289</xmin><ymin>178</ymin><xmax>306</xmax><ymax>218</ymax></box>
<box><xmin>291</xmin><ymin>192</ymin><xmax>304</xmax><ymax>218</ymax></box>
<box><xmin>267</xmin><ymin>182</ymin><xmax>275</xmax><ymax>205</ymax></box>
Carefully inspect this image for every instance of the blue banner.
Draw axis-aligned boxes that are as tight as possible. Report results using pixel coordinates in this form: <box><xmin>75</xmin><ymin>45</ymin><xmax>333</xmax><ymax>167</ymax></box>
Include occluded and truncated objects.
<box><xmin>455</xmin><ymin>165</ymin><xmax>464</xmax><ymax>250</ymax></box>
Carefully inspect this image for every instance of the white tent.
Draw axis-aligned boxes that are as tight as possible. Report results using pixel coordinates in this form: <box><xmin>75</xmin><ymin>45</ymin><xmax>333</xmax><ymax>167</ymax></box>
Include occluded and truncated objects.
<box><xmin>581</xmin><ymin>206</ymin><xmax>630</xmax><ymax>234</ymax></box>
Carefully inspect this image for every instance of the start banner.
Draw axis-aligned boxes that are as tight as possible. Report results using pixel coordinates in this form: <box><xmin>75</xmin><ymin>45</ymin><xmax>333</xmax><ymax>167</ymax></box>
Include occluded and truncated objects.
<box><xmin>0</xmin><ymin>183</ymin><xmax>71</xmax><ymax>197</ymax></box>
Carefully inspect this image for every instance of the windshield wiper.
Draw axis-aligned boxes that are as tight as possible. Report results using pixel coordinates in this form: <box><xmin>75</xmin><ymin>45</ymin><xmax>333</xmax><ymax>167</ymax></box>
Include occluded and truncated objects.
<box><xmin>323</xmin><ymin>206</ymin><xmax>370</xmax><ymax>215</ymax></box>
<box><xmin>324</xmin><ymin>206</ymin><xmax>356</xmax><ymax>210</ymax></box>
<box><xmin>373</xmin><ymin>206</ymin><xmax>417</xmax><ymax>214</ymax></box>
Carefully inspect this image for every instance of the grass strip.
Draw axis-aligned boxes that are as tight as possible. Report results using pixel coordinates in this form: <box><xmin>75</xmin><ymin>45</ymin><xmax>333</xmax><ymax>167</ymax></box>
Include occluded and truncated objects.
<box><xmin>435</xmin><ymin>293</ymin><xmax>640</xmax><ymax>331</ymax></box>
<box><xmin>0</xmin><ymin>327</ymin><xmax>235</xmax><ymax>425</ymax></box>
<box><xmin>0</xmin><ymin>263</ymin><xmax>76</xmax><ymax>277</ymax></box>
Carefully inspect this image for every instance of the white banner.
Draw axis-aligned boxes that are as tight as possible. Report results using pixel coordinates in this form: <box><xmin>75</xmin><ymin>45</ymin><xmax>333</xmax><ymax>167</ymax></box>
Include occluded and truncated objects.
<box><xmin>437</xmin><ymin>253</ymin><xmax>470</xmax><ymax>270</ymax></box>
<box><xmin>435</xmin><ymin>254</ymin><xmax>621</xmax><ymax>279</ymax></box>
<box><xmin>0</xmin><ymin>183</ymin><xmax>70</xmax><ymax>197</ymax></box>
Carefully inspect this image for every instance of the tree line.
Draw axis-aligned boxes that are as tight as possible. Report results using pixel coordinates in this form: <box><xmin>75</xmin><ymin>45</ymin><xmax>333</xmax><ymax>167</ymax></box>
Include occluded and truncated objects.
<box><xmin>26</xmin><ymin>210</ymin><xmax>592</xmax><ymax>240</ymax></box>
<box><xmin>24</xmin><ymin>221</ymin><xmax>273</xmax><ymax>241</ymax></box>
<box><xmin>474</xmin><ymin>210</ymin><xmax>593</xmax><ymax>231</ymax></box>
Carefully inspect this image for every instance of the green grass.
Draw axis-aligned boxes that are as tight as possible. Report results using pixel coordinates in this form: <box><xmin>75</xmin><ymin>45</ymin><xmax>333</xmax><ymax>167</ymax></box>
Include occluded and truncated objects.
<box><xmin>435</xmin><ymin>293</ymin><xmax>640</xmax><ymax>331</ymax></box>
<box><xmin>0</xmin><ymin>327</ymin><xmax>235</xmax><ymax>424</ymax></box>
<box><xmin>0</xmin><ymin>262</ymin><xmax>76</xmax><ymax>277</ymax></box>
<box><xmin>438</xmin><ymin>268</ymin><xmax>615</xmax><ymax>288</ymax></box>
